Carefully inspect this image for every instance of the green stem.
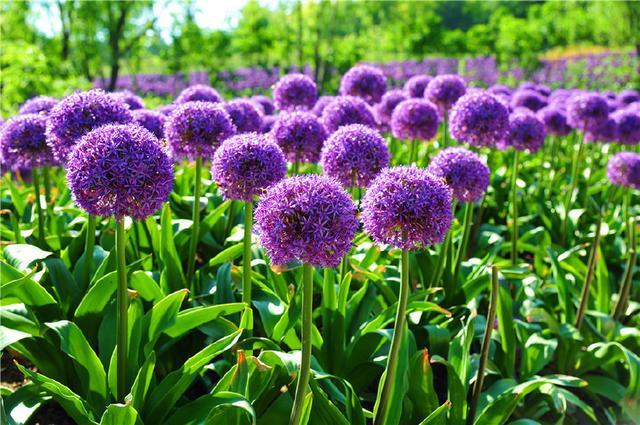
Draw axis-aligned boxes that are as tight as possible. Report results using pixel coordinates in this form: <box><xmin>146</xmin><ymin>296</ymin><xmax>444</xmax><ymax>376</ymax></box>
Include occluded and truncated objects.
<box><xmin>42</xmin><ymin>165</ymin><xmax>52</xmax><ymax>207</ymax></box>
<box><xmin>242</xmin><ymin>201</ymin><xmax>253</xmax><ymax>314</ymax></box>
<box><xmin>510</xmin><ymin>150</ymin><xmax>520</xmax><ymax>265</ymax></box>
<box><xmin>562</xmin><ymin>134</ymin><xmax>585</xmax><ymax>245</ymax></box>
<box><xmin>225</xmin><ymin>200</ymin><xmax>236</xmax><ymax>239</ymax></box>
<box><xmin>431</xmin><ymin>200</ymin><xmax>456</xmax><ymax>288</ymax></box>
<box><xmin>32</xmin><ymin>168</ymin><xmax>45</xmax><ymax>246</ymax></box>
<box><xmin>443</xmin><ymin>110</ymin><xmax>449</xmax><ymax>148</ymax></box>
<box><xmin>82</xmin><ymin>215</ymin><xmax>97</xmax><ymax>289</ymax></box>
<box><xmin>115</xmin><ymin>219</ymin><xmax>128</xmax><ymax>402</ymax></box>
<box><xmin>453</xmin><ymin>202</ymin><xmax>474</xmax><ymax>284</ymax></box>
<box><xmin>613</xmin><ymin>217</ymin><xmax>637</xmax><ymax>322</ymax></box>
<box><xmin>186</xmin><ymin>157</ymin><xmax>202</xmax><ymax>290</ymax></box>
<box><xmin>575</xmin><ymin>213</ymin><xmax>602</xmax><ymax>330</ymax></box>
<box><xmin>374</xmin><ymin>249</ymin><xmax>410</xmax><ymax>425</ymax></box>
<box><xmin>290</xmin><ymin>263</ymin><xmax>314</xmax><ymax>425</ymax></box>
<box><xmin>409</xmin><ymin>139</ymin><xmax>419</xmax><ymax>165</ymax></box>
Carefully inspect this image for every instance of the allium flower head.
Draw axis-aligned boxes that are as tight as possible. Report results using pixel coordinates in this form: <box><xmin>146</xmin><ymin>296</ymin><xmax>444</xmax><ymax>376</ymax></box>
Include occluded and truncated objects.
<box><xmin>425</xmin><ymin>74</ymin><xmax>467</xmax><ymax>111</ymax></box>
<box><xmin>498</xmin><ymin>112</ymin><xmax>546</xmax><ymax>153</ymax></box>
<box><xmin>176</xmin><ymin>84</ymin><xmax>223</xmax><ymax>104</ymax></box>
<box><xmin>585</xmin><ymin>116</ymin><xmax>618</xmax><ymax>143</ymax></box>
<box><xmin>611</xmin><ymin>109</ymin><xmax>640</xmax><ymax>145</ymax></box>
<box><xmin>510</xmin><ymin>89</ymin><xmax>548</xmax><ymax>112</ymax></box>
<box><xmin>311</xmin><ymin>96</ymin><xmax>335</xmax><ymax>116</ymax></box>
<box><xmin>157</xmin><ymin>104</ymin><xmax>177</xmax><ymax>116</ymax></box>
<box><xmin>361</xmin><ymin>166</ymin><xmax>453</xmax><ymax>250</ymax></box>
<box><xmin>132</xmin><ymin>109</ymin><xmax>166</xmax><ymax>140</ymax></box>
<box><xmin>270</xmin><ymin>112</ymin><xmax>327</xmax><ymax>163</ymax></box>
<box><xmin>339</xmin><ymin>65</ymin><xmax>387</xmax><ymax>104</ymax></box>
<box><xmin>46</xmin><ymin>89</ymin><xmax>133</xmax><ymax>163</ymax></box>
<box><xmin>223</xmin><ymin>99</ymin><xmax>263</xmax><ymax>133</ymax></box>
<box><xmin>165</xmin><ymin>101</ymin><xmax>236</xmax><ymax>160</ymax></box>
<box><xmin>0</xmin><ymin>114</ymin><xmax>56</xmax><ymax>168</ymax></box>
<box><xmin>261</xmin><ymin>115</ymin><xmax>277</xmax><ymax>134</ymax></box>
<box><xmin>320</xmin><ymin>124</ymin><xmax>390</xmax><ymax>188</ymax></box>
<box><xmin>618</xmin><ymin>89</ymin><xmax>640</xmax><ymax>107</ymax></box>
<box><xmin>19</xmin><ymin>96</ymin><xmax>58</xmax><ymax>115</ymax></box>
<box><xmin>66</xmin><ymin>124</ymin><xmax>173</xmax><ymax>220</ymax></box>
<box><xmin>449</xmin><ymin>92</ymin><xmax>509</xmax><ymax>148</ymax></box>
<box><xmin>607</xmin><ymin>152</ymin><xmax>640</xmax><ymax>189</ymax></box>
<box><xmin>391</xmin><ymin>99</ymin><xmax>439</xmax><ymax>141</ymax></box>
<box><xmin>427</xmin><ymin>147</ymin><xmax>489</xmax><ymax>202</ymax></box>
<box><xmin>536</xmin><ymin>105</ymin><xmax>572</xmax><ymax>136</ymax></box>
<box><xmin>375</xmin><ymin>89</ymin><xmax>408</xmax><ymax>127</ymax></box>
<box><xmin>321</xmin><ymin>96</ymin><xmax>376</xmax><ymax>133</ymax></box>
<box><xmin>254</xmin><ymin>175</ymin><xmax>358</xmax><ymax>268</ymax></box>
<box><xmin>272</xmin><ymin>74</ymin><xmax>318</xmax><ymax>111</ymax></box>
<box><xmin>251</xmin><ymin>95</ymin><xmax>276</xmax><ymax>115</ymax></box>
<box><xmin>111</xmin><ymin>90</ymin><xmax>145</xmax><ymax>110</ymax></box>
<box><xmin>211</xmin><ymin>133</ymin><xmax>286</xmax><ymax>201</ymax></box>
<box><xmin>567</xmin><ymin>93</ymin><xmax>609</xmax><ymax>133</ymax></box>
<box><xmin>403</xmin><ymin>75</ymin><xmax>432</xmax><ymax>98</ymax></box>
<box><xmin>487</xmin><ymin>84</ymin><xmax>512</xmax><ymax>97</ymax></box>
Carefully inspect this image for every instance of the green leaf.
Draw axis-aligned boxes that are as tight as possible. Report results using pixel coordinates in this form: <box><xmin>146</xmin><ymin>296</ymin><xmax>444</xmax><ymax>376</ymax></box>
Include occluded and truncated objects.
<box><xmin>496</xmin><ymin>281</ymin><xmax>515</xmax><ymax>378</ymax></box>
<box><xmin>128</xmin><ymin>271</ymin><xmax>163</xmax><ymax>303</ymax></box>
<box><xmin>163</xmin><ymin>303</ymin><xmax>247</xmax><ymax>338</ymax></box>
<box><xmin>163</xmin><ymin>391</ymin><xmax>255</xmax><ymax>425</ymax></box>
<box><xmin>1</xmin><ymin>384</ymin><xmax>45</xmax><ymax>425</ymax></box>
<box><xmin>0</xmin><ymin>262</ymin><xmax>57</xmax><ymax>309</ymax></box>
<box><xmin>431</xmin><ymin>357</ymin><xmax>465</xmax><ymax>425</ymax></box>
<box><xmin>128</xmin><ymin>352</ymin><xmax>156</xmax><ymax>413</ymax></box>
<box><xmin>142</xmin><ymin>289</ymin><xmax>188</xmax><ymax>355</ymax></box>
<box><xmin>308</xmin><ymin>379</ymin><xmax>350</xmax><ymax>425</ymax></box>
<box><xmin>2</xmin><ymin>244</ymin><xmax>51</xmax><ymax>272</ymax></box>
<box><xmin>208</xmin><ymin>242</ymin><xmax>244</xmax><ymax>267</ymax></box>
<box><xmin>98</xmin><ymin>403</ymin><xmax>142</xmax><ymax>425</ymax></box>
<box><xmin>0</xmin><ymin>326</ymin><xmax>32</xmax><ymax>351</ymax></box>
<box><xmin>418</xmin><ymin>401</ymin><xmax>452</xmax><ymax>425</ymax></box>
<box><xmin>372</xmin><ymin>324</ymin><xmax>409</xmax><ymax>425</ymax></box>
<box><xmin>159</xmin><ymin>203</ymin><xmax>187</xmax><ymax>293</ymax></box>
<box><xmin>521</xmin><ymin>334</ymin><xmax>557</xmax><ymax>378</ymax></box>
<box><xmin>448</xmin><ymin>314</ymin><xmax>475</xmax><ymax>394</ymax></box>
<box><xmin>407</xmin><ymin>349</ymin><xmax>441</xmax><ymax>424</ymax></box>
<box><xmin>576</xmin><ymin>342</ymin><xmax>640</xmax><ymax>398</ymax></box>
<box><xmin>74</xmin><ymin>271</ymin><xmax>117</xmax><ymax>345</ymax></box>
<box><xmin>43</xmin><ymin>257</ymin><xmax>81</xmax><ymax>314</ymax></box>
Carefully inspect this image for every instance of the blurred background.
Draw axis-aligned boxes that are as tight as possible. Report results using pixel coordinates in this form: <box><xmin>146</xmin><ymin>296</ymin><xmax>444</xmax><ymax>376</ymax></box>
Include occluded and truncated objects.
<box><xmin>1</xmin><ymin>0</ymin><xmax>638</xmax><ymax>115</ymax></box>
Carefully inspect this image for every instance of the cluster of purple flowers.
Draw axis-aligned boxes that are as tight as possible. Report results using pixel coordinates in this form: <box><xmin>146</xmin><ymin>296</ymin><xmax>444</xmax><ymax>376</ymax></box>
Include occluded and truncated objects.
<box><xmin>272</xmin><ymin>74</ymin><xmax>318</xmax><ymax>111</ymax></box>
<box><xmin>223</xmin><ymin>99</ymin><xmax>263</xmax><ymax>133</ymax></box>
<box><xmin>270</xmin><ymin>112</ymin><xmax>327</xmax><ymax>163</ymax></box>
<box><xmin>321</xmin><ymin>96</ymin><xmax>376</xmax><ymax>133</ymax></box>
<box><xmin>427</xmin><ymin>147</ymin><xmax>489</xmax><ymax>203</ymax></box>
<box><xmin>607</xmin><ymin>151</ymin><xmax>640</xmax><ymax>189</ymax></box>
<box><xmin>1</xmin><ymin>114</ymin><xmax>56</xmax><ymax>168</ymax></box>
<box><xmin>449</xmin><ymin>92</ymin><xmax>509</xmax><ymax>148</ymax></box>
<box><xmin>391</xmin><ymin>99</ymin><xmax>439</xmax><ymax>141</ymax></box>
<box><xmin>340</xmin><ymin>65</ymin><xmax>387</xmax><ymax>104</ymax></box>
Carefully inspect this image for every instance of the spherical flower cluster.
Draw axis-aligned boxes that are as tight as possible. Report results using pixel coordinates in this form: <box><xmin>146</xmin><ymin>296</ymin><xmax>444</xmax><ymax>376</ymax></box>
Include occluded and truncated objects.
<box><xmin>618</xmin><ymin>89</ymin><xmax>640</xmax><ymax>107</ymax></box>
<box><xmin>270</xmin><ymin>112</ymin><xmax>328</xmax><ymax>163</ymax></box>
<box><xmin>111</xmin><ymin>90</ymin><xmax>145</xmax><ymax>110</ymax></box>
<box><xmin>403</xmin><ymin>75</ymin><xmax>432</xmax><ymax>98</ymax></box>
<box><xmin>261</xmin><ymin>115</ymin><xmax>277</xmax><ymax>134</ymax></box>
<box><xmin>510</xmin><ymin>89</ymin><xmax>548</xmax><ymax>112</ymax></box>
<box><xmin>339</xmin><ymin>65</ymin><xmax>387</xmax><ymax>104</ymax></box>
<box><xmin>427</xmin><ymin>147</ymin><xmax>489</xmax><ymax>202</ymax></box>
<box><xmin>254</xmin><ymin>175</ymin><xmax>358</xmax><ymax>268</ymax></box>
<box><xmin>536</xmin><ymin>106</ymin><xmax>572</xmax><ymax>136</ymax></box>
<box><xmin>607</xmin><ymin>151</ymin><xmax>640</xmax><ymax>189</ymax></box>
<box><xmin>375</xmin><ymin>89</ymin><xmax>408</xmax><ymax>127</ymax></box>
<box><xmin>311</xmin><ymin>96</ymin><xmax>335</xmax><ymax>116</ymax></box>
<box><xmin>320</xmin><ymin>124</ymin><xmax>390</xmax><ymax>188</ymax></box>
<box><xmin>390</xmin><ymin>99</ymin><xmax>439</xmax><ymax>141</ymax></box>
<box><xmin>567</xmin><ymin>93</ymin><xmax>609</xmax><ymax>133</ymax></box>
<box><xmin>66</xmin><ymin>124</ymin><xmax>174</xmax><ymax>220</ymax></box>
<box><xmin>223</xmin><ymin>99</ymin><xmax>263</xmax><ymax>133</ymax></box>
<box><xmin>498</xmin><ymin>112</ymin><xmax>546</xmax><ymax>153</ymax></box>
<box><xmin>585</xmin><ymin>117</ymin><xmax>618</xmax><ymax>143</ymax></box>
<box><xmin>251</xmin><ymin>95</ymin><xmax>275</xmax><ymax>115</ymax></box>
<box><xmin>487</xmin><ymin>84</ymin><xmax>512</xmax><ymax>97</ymax></box>
<box><xmin>46</xmin><ymin>89</ymin><xmax>133</xmax><ymax>163</ymax></box>
<box><xmin>272</xmin><ymin>74</ymin><xmax>318</xmax><ymax>111</ymax></box>
<box><xmin>19</xmin><ymin>96</ymin><xmax>58</xmax><ymax>115</ymax></box>
<box><xmin>321</xmin><ymin>96</ymin><xmax>376</xmax><ymax>133</ymax></box>
<box><xmin>176</xmin><ymin>85</ymin><xmax>223</xmax><ymax>104</ymax></box>
<box><xmin>449</xmin><ymin>92</ymin><xmax>509</xmax><ymax>148</ymax></box>
<box><xmin>165</xmin><ymin>101</ymin><xmax>236</xmax><ymax>160</ymax></box>
<box><xmin>0</xmin><ymin>114</ymin><xmax>56</xmax><ymax>168</ymax></box>
<box><xmin>611</xmin><ymin>109</ymin><xmax>640</xmax><ymax>145</ymax></box>
<box><xmin>361</xmin><ymin>166</ymin><xmax>453</xmax><ymax>250</ymax></box>
<box><xmin>132</xmin><ymin>109</ymin><xmax>166</xmax><ymax>140</ymax></box>
<box><xmin>425</xmin><ymin>74</ymin><xmax>467</xmax><ymax>111</ymax></box>
<box><xmin>211</xmin><ymin>133</ymin><xmax>286</xmax><ymax>201</ymax></box>
<box><xmin>157</xmin><ymin>104</ymin><xmax>177</xmax><ymax>116</ymax></box>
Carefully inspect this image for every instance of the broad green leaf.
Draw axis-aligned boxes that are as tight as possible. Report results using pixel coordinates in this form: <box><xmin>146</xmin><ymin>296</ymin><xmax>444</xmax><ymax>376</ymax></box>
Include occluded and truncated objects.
<box><xmin>208</xmin><ymin>242</ymin><xmax>244</xmax><ymax>267</ymax></box>
<box><xmin>407</xmin><ymin>349</ymin><xmax>441</xmax><ymax>424</ymax></box>
<box><xmin>496</xmin><ymin>281</ymin><xmax>515</xmax><ymax>378</ymax></box>
<box><xmin>308</xmin><ymin>379</ymin><xmax>350</xmax><ymax>425</ymax></box>
<box><xmin>142</xmin><ymin>289</ymin><xmax>188</xmax><ymax>355</ymax></box>
<box><xmin>1</xmin><ymin>383</ymin><xmax>44</xmax><ymax>425</ymax></box>
<box><xmin>128</xmin><ymin>271</ymin><xmax>163</xmax><ymax>303</ymax></box>
<box><xmin>431</xmin><ymin>357</ymin><xmax>465</xmax><ymax>425</ymax></box>
<box><xmin>159</xmin><ymin>203</ymin><xmax>187</xmax><ymax>293</ymax></box>
<box><xmin>576</xmin><ymin>342</ymin><xmax>640</xmax><ymax>398</ymax></box>
<box><xmin>448</xmin><ymin>314</ymin><xmax>475</xmax><ymax>394</ymax></box>
<box><xmin>521</xmin><ymin>334</ymin><xmax>557</xmax><ymax>378</ymax></box>
<box><xmin>128</xmin><ymin>352</ymin><xmax>156</xmax><ymax>413</ymax></box>
<box><xmin>0</xmin><ymin>262</ymin><xmax>57</xmax><ymax>309</ymax></box>
<box><xmin>418</xmin><ymin>401</ymin><xmax>451</xmax><ymax>425</ymax></box>
<box><xmin>164</xmin><ymin>391</ymin><xmax>255</xmax><ymax>425</ymax></box>
<box><xmin>2</xmin><ymin>244</ymin><xmax>51</xmax><ymax>272</ymax></box>
<box><xmin>98</xmin><ymin>403</ymin><xmax>142</xmax><ymax>425</ymax></box>
<box><xmin>0</xmin><ymin>326</ymin><xmax>31</xmax><ymax>351</ymax></box>
<box><xmin>372</xmin><ymin>324</ymin><xmax>409</xmax><ymax>425</ymax></box>
<box><xmin>163</xmin><ymin>303</ymin><xmax>246</xmax><ymax>338</ymax></box>
<box><xmin>74</xmin><ymin>271</ymin><xmax>117</xmax><ymax>344</ymax></box>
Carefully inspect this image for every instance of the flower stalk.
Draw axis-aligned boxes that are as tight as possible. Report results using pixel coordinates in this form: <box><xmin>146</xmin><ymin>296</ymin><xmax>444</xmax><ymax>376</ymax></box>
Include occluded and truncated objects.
<box><xmin>186</xmin><ymin>157</ymin><xmax>203</xmax><ymax>289</ymax></box>
<box><xmin>115</xmin><ymin>219</ymin><xmax>129</xmax><ymax>402</ymax></box>
<box><xmin>575</xmin><ymin>213</ymin><xmax>602</xmax><ymax>329</ymax></box>
<box><xmin>510</xmin><ymin>150</ymin><xmax>520</xmax><ymax>265</ymax></box>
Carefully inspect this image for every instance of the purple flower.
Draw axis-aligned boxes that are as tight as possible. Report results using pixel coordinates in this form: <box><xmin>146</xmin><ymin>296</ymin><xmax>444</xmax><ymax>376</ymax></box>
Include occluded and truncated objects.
<box><xmin>223</xmin><ymin>99</ymin><xmax>263</xmax><ymax>134</ymax></box>
<box><xmin>611</xmin><ymin>110</ymin><xmax>640</xmax><ymax>145</ymax></box>
<box><xmin>0</xmin><ymin>114</ymin><xmax>56</xmax><ymax>168</ymax></box>
<box><xmin>320</xmin><ymin>124</ymin><xmax>390</xmax><ymax>188</ymax></box>
<box><xmin>607</xmin><ymin>152</ymin><xmax>640</xmax><ymax>189</ymax></box>
<box><xmin>272</xmin><ymin>74</ymin><xmax>318</xmax><ymax>111</ymax></box>
<box><xmin>211</xmin><ymin>133</ymin><xmax>286</xmax><ymax>201</ymax></box>
<box><xmin>585</xmin><ymin>116</ymin><xmax>618</xmax><ymax>143</ymax></box>
<box><xmin>510</xmin><ymin>89</ymin><xmax>548</xmax><ymax>112</ymax></box>
<box><xmin>391</xmin><ymin>99</ymin><xmax>439</xmax><ymax>141</ymax></box>
<box><xmin>321</xmin><ymin>96</ymin><xmax>376</xmax><ymax>133</ymax></box>
<box><xmin>165</xmin><ymin>101</ymin><xmax>236</xmax><ymax>160</ymax></box>
<box><xmin>427</xmin><ymin>147</ymin><xmax>489</xmax><ymax>202</ymax></box>
<box><xmin>261</xmin><ymin>115</ymin><xmax>277</xmax><ymax>134</ymax></box>
<box><xmin>311</xmin><ymin>96</ymin><xmax>335</xmax><ymax>116</ymax></box>
<box><xmin>176</xmin><ymin>84</ymin><xmax>223</xmax><ymax>104</ymax></box>
<box><xmin>567</xmin><ymin>93</ymin><xmax>609</xmax><ymax>133</ymax></box>
<box><xmin>66</xmin><ymin>124</ymin><xmax>174</xmax><ymax>220</ymax></box>
<box><xmin>487</xmin><ymin>84</ymin><xmax>512</xmax><ymax>97</ymax></box>
<box><xmin>251</xmin><ymin>95</ymin><xmax>276</xmax><ymax>115</ymax></box>
<box><xmin>536</xmin><ymin>106</ymin><xmax>572</xmax><ymax>136</ymax></box>
<box><xmin>46</xmin><ymin>89</ymin><xmax>133</xmax><ymax>163</ymax></box>
<box><xmin>111</xmin><ymin>90</ymin><xmax>145</xmax><ymax>110</ymax></box>
<box><xmin>339</xmin><ymin>65</ymin><xmax>387</xmax><ymax>104</ymax></box>
<box><xmin>361</xmin><ymin>166</ymin><xmax>453</xmax><ymax>250</ymax></box>
<box><xmin>375</xmin><ymin>89</ymin><xmax>408</xmax><ymax>127</ymax></box>
<box><xmin>132</xmin><ymin>109</ymin><xmax>166</xmax><ymax>140</ymax></box>
<box><xmin>618</xmin><ymin>89</ymin><xmax>640</xmax><ymax>107</ymax></box>
<box><xmin>157</xmin><ymin>104</ymin><xmax>177</xmax><ymax>116</ymax></box>
<box><xmin>425</xmin><ymin>74</ymin><xmax>467</xmax><ymax>111</ymax></box>
<box><xmin>498</xmin><ymin>112</ymin><xmax>546</xmax><ymax>153</ymax></box>
<box><xmin>403</xmin><ymin>75</ymin><xmax>432</xmax><ymax>98</ymax></box>
<box><xmin>254</xmin><ymin>175</ymin><xmax>358</xmax><ymax>267</ymax></box>
<box><xmin>270</xmin><ymin>112</ymin><xmax>327</xmax><ymax>163</ymax></box>
<box><xmin>19</xmin><ymin>96</ymin><xmax>58</xmax><ymax>115</ymax></box>
<box><xmin>449</xmin><ymin>92</ymin><xmax>509</xmax><ymax>148</ymax></box>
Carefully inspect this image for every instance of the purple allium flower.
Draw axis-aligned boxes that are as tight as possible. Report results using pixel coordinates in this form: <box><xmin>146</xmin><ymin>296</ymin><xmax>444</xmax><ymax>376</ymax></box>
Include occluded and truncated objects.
<box><xmin>391</xmin><ymin>99</ymin><xmax>439</xmax><ymax>141</ymax></box>
<box><xmin>427</xmin><ymin>147</ymin><xmax>489</xmax><ymax>202</ymax></box>
<box><xmin>320</xmin><ymin>124</ymin><xmax>390</xmax><ymax>188</ymax></box>
<box><xmin>449</xmin><ymin>92</ymin><xmax>509</xmax><ymax>148</ymax></box>
<box><xmin>425</xmin><ymin>74</ymin><xmax>467</xmax><ymax>111</ymax></box>
<box><xmin>211</xmin><ymin>133</ymin><xmax>286</xmax><ymax>201</ymax></box>
<box><xmin>607</xmin><ymin>152</ymin><xmax>640</xmax><ymax>189</ymax></box>
<box><xmin>361</xmin><ymin>166</ymin><xmax>453</xmax><ymax>250</ymax></box>
<box><xmin>537</xmin><ymin>105</ymin><xmax>572</xmax><ymax>136</ymax></box>
<box><xmin>487</xmin><ymin>84</ymin><xmax>512</xmax><ymax>97</ymax></box>
<box><xmin>66</xmin><ymin>124</ymin><xmax>173</xmax><ymax>220</ymax></box>
<box><xmin>403</xmin><ymin>75</ymin><xmax>432</xmax><ymax>98</ymax></box>
<box><xmin>223</xmin><ymin>99</ymin><xmax>263</xmax><ymax>134</ymax></box>
<box><xmin>272</xmin><ymin>74</ymin><xmax>318</xmax><ymax>111</ymax></box>
<box><xmin>19</xmin><ymin>96</ymin><xmax>58</xmax><ymax>115</ymax></box>
<box><xmin>321</xmin><ymin>96</ymin><xmax>376</xmax><ymax>133</ymax></box>
<box><xmin>254</xmin><ymin>175</ymin><xmax>358</xmax><ymax>268</ymax></box>
<box><xmin>618</xmin><ymin>89</ymin><xmax>640</xmax><ymax>107</ymax></box>
<box><xmin>567</xmin><ymin>93</ymin><xmax>609</xmax><ymax>133</ymax></box>
<box><xmin>0</xmin><ymin>114</ymin><xmax>56</xmax><ymax>168</ymax></box>
<box><xmin>270</xmin><ymin>112</ymin><xmax>327</xmax><ymax>163</ymax></box>
<box><xmin>111</xmin><ymin>89</ymin><xmax>145</xmax><ymax>110</ymax></box>
<box><xmin>132</xmin><ymin>109</ymin><xmax>166</xmax><ymax>140</ymax></box>
<box><xmin>611</xmin><ymin>109</ymin><xmax>640</xmax><ymax>145</ymax></box>
<box><xmin>165</xmin><ymin>101</ymin><xmax>236</xmax><ymax>160</ymax></box>
<box><xmin>176</xmin><ymin>84</ymin><xmax>223</xmax><ymax>104</ymax></box>
<box><xmin>311</xmin><ymin>96</ymin><xmax>335</xmax><ymax>117</ymax></box>
<box><xmin>339</xmin><ymin>65</ymin><xmax>387</xmax><ymax>104</ymax></box>
<box><xmin>45</xmin><ymin>89</ymin><xmax>133</xmax><ymax>163</ymax></box>
<box><xmin>375</xmin><ymin>89</ymin><xmax>408</xmax><ymax>127</ymax></box>
<box><xmin>251</xmin><ymin>95</ymin><xmax>275</xmax><ymax>115</ymax></box>
<box><xmin>510</xmin><ymin>89</ymin><xmax>548</xmax><ymax>112</ymax></box>
<box><xmin>261</xmin><ymin>115</ymin><xmax>277</xmax><ymax>134</ymax></box>
<box><xmin>585</xmin><ymin>116</ymin><xmax>618</xmax><ymax>143</ymax></box>
<box><xmin>498</xmin><ymin>112</ymin><xmax>546</xmax><ymax>153</ymax></box>
<box><xmin>157</xmin><ymin>104</ymin><xmax>177</xmax><ymax>116</ymax></box>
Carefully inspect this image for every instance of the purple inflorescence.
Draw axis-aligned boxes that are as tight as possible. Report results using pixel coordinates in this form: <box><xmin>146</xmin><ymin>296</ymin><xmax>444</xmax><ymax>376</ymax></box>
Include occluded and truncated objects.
<box><xmin>111</xmin><ymin>90</ymin><xmax>145</xmax><ymax>110</ymax></box>
<box><xmin>607</xmin><ymin>151</ymin><xmax>640</xmax><ymax>189</ymax></box>
<box><xmin>375</xmin><ymin>89</ymin><xmax>408</xmax><ymax>127</ymax></box>
<box><xmin>498</xmin><ymin>112</ymin><xmax>546</xmax><ymax>153</ymax></box>
<box><xmin>45</xmin><ymin>89</ymin><xmax>133</xmax><ymax>163</ymax></box>
<box><xmin>132</xmin><ymin>109</ymin><xmax>166</xmax><ymax>140</ymax></box>
<box><xmin>536</xmin><ymin>105</ymin><xmax>572</xmax><ymax>136</ymax></box>
<box><xmin>425</xmin><ymin>74</ymin><xmax>467</xmax><ymax>111</ymax></box>
<box><xmin>585</xmin><ymin>116</ymin><xmax>618</xmax><ymax>143</ymax></box>
<box><xmin>449</xmin><ymin>92</ymin><xmax>509</xmax><ymax>148</ymax></box>
<box><xmin>311</xmin><ymin>96</ymin><xmax>335</xmax><ymax>117</ymax></box>
<box><xmin>339</xmin><ymin>65</ymin><xmax>387</xmax><ymax>104</ymax></box>
<box><xmin>618</xmin><ymin>89</ymin><xmax>640</xmax><ymax>107</ymax></box>
<box><xmin>320</xmin><ymin>124</ymin><xmax>390</xmax><ymax>188</ymax></box>
<box><xmin>427</xmin><ymin>147</ymin><xmax>489</xmax><ymax>203</ymax></box>
<box><xmin>165</xmin><ymin>101</ymin><xmax>236</xmax><ymax>160</ymax></box>
<box><xmin>0</xmin><ymin>114</ymin><xmax>56</xmax><ymax>168</ymax></box>
<box><xmin>270</xmin><ymin>112</ymin><xmax>328</xmax><ymax>163</ymax></box>
<box><xmin>391</xmin><ymin>99</ymin><xmax>439</xmax><ymax>141</ymax></box>
<box><xmin>321</xmin><ymin>96</ymin><xmax>376</xmax><ymax>133</ymax></box>
<box><xmin>361</xmin><ymin>166</ymin><xmax>453</xmax><ymax>250</ymax></box>
<box><xmin>251</xmin><ymin>95</ymin><xmax>276</xmax><ymax>115</ymax></box>
<box><xmin>254</xmin><ymin>175</ymin><xmax>358</xmax><ymax>268</ymax></box>
<box><xmin>176</xmin><ymin>84</ymin><xmax>223</xmax><ymax>104</ymax></box>
<box><xmin>272</xmin><ymin>73</ymin><xmax>318</xmax><ymax>111</ymax></box>
<box><xmin>66</xmin><ymin>124</ymin><xmax>174</xmax><ymax>220</ymax></box>
<box><xmin>487</xmin><ymin>84</ymin><xmax>512</xmax><ymax>97</ymax></box>
<box><xmin>567</xmin><ymin>93</ymin><xmax>609</xmax><ymax>133</ymax></box>
<box><xmin>211</xmin><ymin>132</ymin><xmax>287</xmax><ymax>201</ymax></box>
<box><xmin>510</xmin><ymin>89</ymin><xmax>548</xmax><ymax>112</ymax></box>
<box><xmin>611</xmin><ymin>109</ymin><xmax>640</xmax><ymax>145</ymax></box>
<box><xmin>403</xmin><ymin>75</ymin><xmax>432</xmax><ymax>98</ymax></box>
<box><xmin>223</xmin><ymin>99</ymin><xmax>263</xmax><ymax>134</ymax></box>
<box><xmin>19</xmin><ymin>96</ymin><xmax>58</xmax><ymax>115</ymax></box>
<box><xmin>157</xmin><ymin>104</ymin><xmax>177</xmax><ymax>116</ymax></box>
<box><xmin>261</xmin><ymin>115</ymin><xmax>277</xmax><ymax>134</ymax></box>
